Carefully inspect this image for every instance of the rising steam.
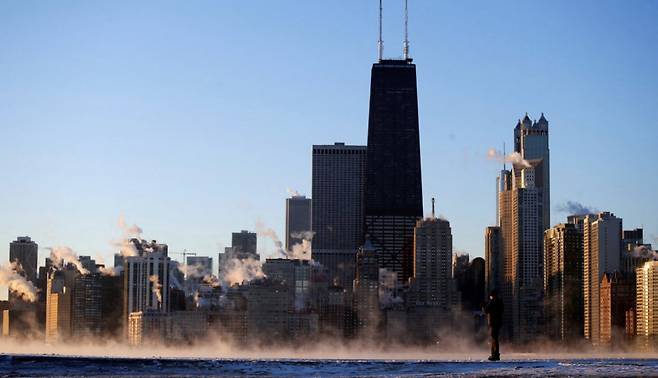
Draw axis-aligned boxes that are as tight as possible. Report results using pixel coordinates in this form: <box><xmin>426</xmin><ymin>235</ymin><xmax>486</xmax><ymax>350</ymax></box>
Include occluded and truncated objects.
<box><xmin>486</xmin><ymin>148</ymin><xmax>531</xmax><ymax>168</ymax></box>
<box><xmin>219</xmin><ymin>257</ymin><xmax>264</xmax><ymax>288</ymax></box>
<box><xmin>0</xmin><ymin>262</ymin><xmax>38</xmax><ymax>302</ymax></box>
<box><xmin>149</xmin><ymin>275</ymin><xmax>163</xmax><ymax>304</ymax></box>
<box><xmin>47</xmin><ymin>246</ymin><xmax>90</xmax><ymax>275</ymax></box>
<box><xmin>556</xmin><ymin>201</ymin><xmax>599</xmax><ymax>216</ymax></box>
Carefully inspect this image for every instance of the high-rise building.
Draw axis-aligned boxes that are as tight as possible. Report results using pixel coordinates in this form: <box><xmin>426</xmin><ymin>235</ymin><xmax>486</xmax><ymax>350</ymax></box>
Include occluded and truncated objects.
<box><xmin>364</xmin><ymin>57</ymin><xmax>423</xmax><ymax>284</ymax></box>
<box><xmin>123</xmin><ymin>239</ymin><xmax>171</xmax><ymax>329</ymax></box>
<box><xmin>544</xmin><ymin>222</ymin><xmax>584</xmax><ymax>341</ymax></box>
<box><xmin>9</xmin><ymin>236</ymin><xmax>38</xmax><ymax>285</ymax></box>
<box><xmin>514</xmin><ymin>114</ymin><xmax>550</xmax><ymax>234</ymax></box>
<box><xmin>186</xmin><ymin>256</ymin><xmax>213</xmax><ymax>276</ymax></box>
<box><xmin>485</xmin><ymin>226</ymin><xmax>502</xmax><ymax>295</ymax></box>
<box><xmin>599</xmin><ymin>272</ymin><xmax>634</xmax><ymax>347</ymax></box>
<box><xmin>219</xmin><ymin>231</ymin><xmax>260</xmax><ymax>279</ymax></box>
<box><xmin>636</xmin><ymin>261</ymin><xmax>658</xmax><ymax>350</ymax></box>
<box><xmin>411</xmin><ymin>217</ymin><xmax>452</xmax><ymax>308</ymax></box>
<box><xmin>285</xmin><ymin>195</ymin><xmax>312</xmax><ymax>251</ymax></box>
<box><xmin>583</xmin><ymin>212</ymin><xmax>622</xmax><ymax>345</ymax></box>
<box><xmin>353</xmin><ymin>241</ymin><xmax>380</xmax><ymax>334</ymax></box>
<box><xmin>497</xmin><ymin>162</ymin><xmax>544</xmax><ymax>342</ymax></box>
<box><xmin>311</xmin><ymin>143</ymin><xmax>366</xmax><ymax>290</ymax></box>
<box><xmin>45</xmin><ymin>268</ymin><xmax>76</xmax><ymax>343</ymax></box>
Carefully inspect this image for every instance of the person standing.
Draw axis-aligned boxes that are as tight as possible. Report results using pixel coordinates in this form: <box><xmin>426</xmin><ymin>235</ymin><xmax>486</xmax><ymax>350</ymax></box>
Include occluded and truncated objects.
<box><xmin>484</xmin><ymin>290</ymin><xmax>504</xmax><ymax>361</ymax></box>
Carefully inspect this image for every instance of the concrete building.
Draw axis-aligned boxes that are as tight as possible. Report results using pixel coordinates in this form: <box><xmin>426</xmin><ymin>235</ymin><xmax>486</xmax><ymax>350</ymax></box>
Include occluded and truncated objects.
<box><xmin>544</xmin><ymin>222</ymin><xmax>584</xmax><ymax>341</ymax></box>
<box><xmin>599</xmin><ymin>272</ymin><xmax>634</xmax><ymax>347</ymax></box>
<box><xmin>9</xmin><ymin>236</ymin><xmax>38</xmax><ymax>285</ymax></box>
<box><xmin>45</xmin><ymin>269</ymin><xmax>76</xmax><ymax>343</ymax></box>
<box><xmin>636</xmin><ymin>261</ymin><xmax>658</xmax><ymax>350</ymax></box>
<box><xmin>262</xmin><ymin>258</ymin><xmax>311</xmax><ymax>312</ymax></box>
<box><xmin>583</xmin><ymin>212</ymin><xmax>622</xmax><ymax>345</ymax></box>
<box><xmin>219</xmin><ymin>231</ymin><xmax>259</xmax><ymax>277</ymax></box>
<box><xmin>285</xmin><ymin>195</ymin><xmax>312</xmax><ymax>251</ymax></box>
<box><xmin>123</xmin><ymin>239</ymin><xmax>171</xmax><ymax>329</ymax></box>
<box><xmin>513</xmin><ymin>114</ymin><xmax>550</xmax><ymax>235</ymax></box>
<box><xmin>497</xmin><ymin>162</ymin><xmax>544</xmax><ymax>342</ymax></box>
<box><xmin>353</xmin><ymin>241</ymin><xmax>380</xmax><ymax>335</ymax></box>
<box><xmin>311</xmin><ymin>143</ymin><xmax>366</xmax><ymax>291</ymax></box>
<box><xmin>411</xmin><ymin>216</ymin><xmax>452</xmax><ymax>308</ymax></box>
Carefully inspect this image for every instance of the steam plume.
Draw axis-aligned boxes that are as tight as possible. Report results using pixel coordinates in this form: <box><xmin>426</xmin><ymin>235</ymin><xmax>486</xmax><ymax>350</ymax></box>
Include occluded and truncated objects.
<box><xmin>632</xmin><ymin>245</ymin><xmax>658</xmax><ymax>260</ymax></box>
<box><xmin>487</xmin><ymin>148</ymin><xmax>531</xmax><ymax>168</ymax></box>
<box><xmin>47</xmin><ymin>246</ymin><xmax>90</xmax><ymax>275</ymax></box>
<box><xmin>219</xmin><ymin>257</ymin><xmax>264</xmax><ymax>288</ymax></box>
<box><xmin>149</xmin><ymin>275</ymin><xmax>163</xmax><ymax>304</ymax></box>
<box><xmin>256</xmin><ymin>221</ymin><xmax>286</xmax><ymax>257</ymax></box>
<box><xmin>556</xmin><ymin>201</ymin><xmax>598</xmax><ymax>216</ymax></box>
<box><xmin>113</xmin><ymin>215</ymin><xmax>143</xmax><ymax>257</ymax></box>
<box><xmin>98</xmin><ymin>265</ymin><xmax>123</xmax><ymax>277</ymax></box>
<box><xmin>287</xmin><ymin>188</ymin><xmax>303</xmax><ymax>197</ymax></box>
<box><xmin>0</xmin><ymin>262</ymin><xmax>38</xmax><ymax>302</ymax></box>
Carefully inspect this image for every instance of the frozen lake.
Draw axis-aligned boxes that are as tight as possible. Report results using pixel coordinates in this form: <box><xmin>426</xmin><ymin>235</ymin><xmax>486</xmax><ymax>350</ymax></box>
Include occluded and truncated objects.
<box><xmin>1</xmin><ymin>354</ymin><xmax>658</xmax><ymax>377</ymax></box>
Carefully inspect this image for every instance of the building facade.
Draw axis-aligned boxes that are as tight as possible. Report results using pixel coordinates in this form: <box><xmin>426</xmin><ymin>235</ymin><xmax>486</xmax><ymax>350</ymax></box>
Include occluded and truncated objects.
<box><xmin>311</xmin><ymin>143</ymin><xmax>366</xmax><ymax>291</ymax></box>
<box><xmin>583</xmin><ymin>212</ymin><xmax>622</xmax><ymax>345</ymax></box>
<box><xmin>9</xmin><ymin>236</ymin><xmax>38</xmax><ymax>285</ymax></box>
<box><xmin>285</xmin><ymin>195</ymin><xmax>312</xmax><ymax>251</ymax></box>
<box><xmin>544</xmin><ymin>222</ymin><xmax>584</xmax><ymax>341</ymax></box>
<box><xmin>636</xmin><ymin>261</ymin><xmax>658</xmax><ymax>350</ymax></box>
<box><xmin>411</xmin><ymin>217</ymin><xmax>452</xmax><ymax>308</ymax></box>
<box><xmin>364</xmin><ymin>58</ymin><xmax>423</xmax><ymax>284</ymax></box>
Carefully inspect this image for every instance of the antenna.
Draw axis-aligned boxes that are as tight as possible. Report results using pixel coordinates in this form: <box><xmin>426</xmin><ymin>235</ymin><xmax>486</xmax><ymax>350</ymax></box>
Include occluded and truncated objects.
<box><xmin>503</xmin><ymin>142</ymin><xmax>506</xmax><ymax>170</ymax></box>
<box><xmin>378</xmin><ymin>0</ymin><xmax>384</xmax><ymax>61</ymax></box>
<box><xmin>403</xmin><ymin>0</ymin><xmax>409</xmax><ymax>60</ymax></box>
<box><xmin>431</xmin><ymin>197</ymin><xmax>436</xmax><ymax>218</ymax></box>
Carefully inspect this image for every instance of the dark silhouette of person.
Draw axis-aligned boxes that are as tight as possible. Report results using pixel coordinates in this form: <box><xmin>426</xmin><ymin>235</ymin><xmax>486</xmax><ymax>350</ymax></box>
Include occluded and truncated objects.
<box><xmin>483</xmin><ymin>289</ymin><xmax>503</xmax><ymax>361</ymax></box>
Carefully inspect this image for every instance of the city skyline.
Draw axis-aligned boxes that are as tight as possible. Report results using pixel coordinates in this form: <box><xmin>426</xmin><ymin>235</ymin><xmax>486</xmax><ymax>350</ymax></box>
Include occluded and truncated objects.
<box><xmin>1</xmin><ymin>1</ymin><xmax>658</xmax><ymax>273</ymax></box>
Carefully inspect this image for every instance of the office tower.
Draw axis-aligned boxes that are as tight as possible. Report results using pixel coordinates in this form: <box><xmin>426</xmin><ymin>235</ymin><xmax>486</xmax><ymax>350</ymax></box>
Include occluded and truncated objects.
<box><xmin>599</xmin><ymin>272</ymin><xmax>634</xmax><ymax>346</ymax></box>
<box><xmin>232</xmin><ymin>230</ymin><xmax>257</xmax><ymax>257</ymax></box>
<box><xmin>411</xmin><ymin>217</ymin><xmax>452</xmax><ymax>308</ymax></box>
<box><xmin>45</xmin><ymin>268</ymin><xmax>76</xmax><ymax>343</ymax></box>
<box><xmin>544</xmin><ymin>223</ymin><xmax>584</xmax><ymax>341</ymax></box>
<box><xmin>454</xmin><ymin>256</ymin><xmax>486</xmax><ymax>312</ymax></box>
<box><xmin>285</xmin><ymin>195</ymin><xmax>312</xmax><ymax>251</ymax></box>
<box><xmin>636</xmin><ymin>261</ymin><xmax>658</xmax><ymax>349</ymax></box>
<box><xmin>364</xmin><ymin>54</ymin><xmax>423</xmax><ymax>284</ymax></box>
<box><xmin>71</xmin><ymin>271</ymin><xmax>104</xmax><ymax>338</ymax></box>
<box><xmin>262</xmin><ymin>258</ymin><xmax>312</xmax><ymax>312</ymax></box>
<box><xmin>312</xmin><ymin>143</ymin><xmax>367</xmax><ymax>290</ymax></box>
<box><xmin>353</xmin><ymin>241</ymin><xmax>380</xmax><ymax>334</ymax></box>
<box><xmin>497</xmin><ymin>162</ymin><xmax>544</xmax><ymax>342</ymax></box>
<box><xmin>186</xmin><ymin>256</ymin><xmax>213</xmax><ymax>276</ymax></box>
<box><xmin>9</xmin><ymin>236</ymin><xmax>38</xmax><ymax>285</ymax></box>
<box><xmin>123</xmin><ymin>239</ymin><xmax>171</xmax><ymax>328</ymax></box>
<box><xmin>485</xmin><ymin>226</ymin><xmax>502</xmax><ymax>295</ymax></box>
<box><xmin>514</xmin><ymin>114</ymin><xmax>550</xmax><ymax>233</ymax></box>
<box><xmin>621</xmin><ymin>228</ymin><xmax>653</xmax><ymax>276</ymax></box>
<box><xmin>583</xmin><ymin>212</ymin><xmax>622</xmax><ymax>345</ymax></box>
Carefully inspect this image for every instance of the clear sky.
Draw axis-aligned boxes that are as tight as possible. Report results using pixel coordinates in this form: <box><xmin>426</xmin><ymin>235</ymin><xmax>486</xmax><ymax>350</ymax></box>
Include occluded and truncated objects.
<box><xmin>1</xmin><ymin>0</ymin><xmax>657</xmax><ymax>269</ymax></box>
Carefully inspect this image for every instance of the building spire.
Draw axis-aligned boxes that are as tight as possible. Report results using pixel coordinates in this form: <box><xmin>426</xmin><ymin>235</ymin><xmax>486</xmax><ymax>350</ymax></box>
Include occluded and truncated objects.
<box><xmin>403</xmin><ymin>0</ymin><xmax>409</xmax><ymax>60</ymax></box>
<box><xmin>503</xmin><ymin>142</ymin><xmax>506</xmax><ymax>170</ymax></box>
<box><xmin>378</xmin><ymin>0</ymin><xmax>384</xmax><ymax>61</ymax></box>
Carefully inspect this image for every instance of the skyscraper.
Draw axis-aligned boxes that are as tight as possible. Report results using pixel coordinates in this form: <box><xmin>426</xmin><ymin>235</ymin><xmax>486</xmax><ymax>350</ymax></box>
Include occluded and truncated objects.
<box><xmin>636</xmin><ymin>261</ymin><xmax>658</xmax><ymax>350</ymax></box>
<box><xmin>285</xmin><ymin>195</ymin><xmax>312</xmax><ymax>251</ymax></box>
<box><xmin>411</xmin><ymin>216</ymin><xmax>452</xmax><ymax>308</ymax></box>
<box><xmin>231</xmin><ymin>230</ymin><xmax>258</xmax><ymax>259</ymax></box>
<box><xmin>497</xmin><ymin>163</ymin><xmax>544</xmax><ymax>341</ymax></box>
<box><xmin>312</xmin><ymin>143</ymin><xmax>366</xmax><ymax>290</ymax></box>
<box><xmin>544</xmin><ymin>222</ymin><xmax>584</xmax><ymax>341</ymax></box>
<box><xmin>364</xmin><ymin>57</ymin><xmax>423</xmax><ymax>284</ymax></box>
<box><xmin>514</xmin><ymin>113</ymin><xmax>550</xmax><ymax>233</ymax></box>
<box><xmin>9</xmin><ymin>236</ymin><xmax>38</xmax><ymax>285</ymax></box>
<box><xmin>583</xmin><ymin>212</ymin><xmax>622</xmax><ymax>345</ymax></box>
<box><xmin>353</xmin><ymin>241</ymin><xmax>380</xmax><ymax>335</ymax></box>
<box><xmin>123</xmin><ymin>239</ymin><xmax>171</xmax><ymax>328</ymax></box>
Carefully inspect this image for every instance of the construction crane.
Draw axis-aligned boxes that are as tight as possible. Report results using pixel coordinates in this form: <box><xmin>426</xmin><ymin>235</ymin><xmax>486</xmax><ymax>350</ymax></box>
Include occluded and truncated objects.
<box><xmin>170</xmin><ymin>249</ymin><xmax>197</xmax><ymax>264</ymax></box>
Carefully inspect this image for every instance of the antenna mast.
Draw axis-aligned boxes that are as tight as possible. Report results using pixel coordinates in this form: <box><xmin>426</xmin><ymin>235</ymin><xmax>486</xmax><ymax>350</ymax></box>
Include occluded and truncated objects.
<box><xmin>378</xmin><ymin>0</ymin><xmax>384</xmax><ymax>61</ymax></box>
<box><xmin>403</xmin><ymin>0</ymin><xmax>409</xmax><ymax>60</ymax></box>
<box><xmin>503</xmin><ymin>142</ymin><xmax>506</xmax><ymax>170</ymax></box>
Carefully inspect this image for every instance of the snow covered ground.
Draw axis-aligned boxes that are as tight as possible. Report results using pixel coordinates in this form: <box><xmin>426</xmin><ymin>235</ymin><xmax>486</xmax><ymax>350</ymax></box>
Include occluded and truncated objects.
<box><xmin>1</xmin><ymin>354</ymin><xmax>657</xmax><ymax>377</ymax></box>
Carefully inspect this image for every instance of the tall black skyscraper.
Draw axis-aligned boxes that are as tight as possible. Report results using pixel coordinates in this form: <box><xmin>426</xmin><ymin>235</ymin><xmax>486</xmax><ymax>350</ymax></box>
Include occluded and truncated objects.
<box><xmin>364</xmin><ymin>57</ymin><xmax>423</xmax><ymax>283</ymax></box>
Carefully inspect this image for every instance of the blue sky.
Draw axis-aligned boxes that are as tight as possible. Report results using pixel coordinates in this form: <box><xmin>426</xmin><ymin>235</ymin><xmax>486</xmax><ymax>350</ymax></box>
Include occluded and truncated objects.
<box><xmin>1</xmin><ymin>0</ymin><xmax>657</xmax><ymax>269</ymax></box>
